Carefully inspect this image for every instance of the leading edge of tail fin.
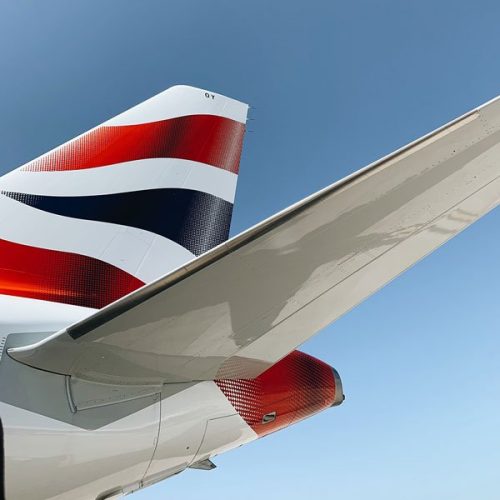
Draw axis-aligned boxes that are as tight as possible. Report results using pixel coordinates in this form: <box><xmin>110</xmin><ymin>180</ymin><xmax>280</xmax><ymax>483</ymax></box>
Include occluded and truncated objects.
<box><xmin>0</xmin><ymin>85</ymin><xmax>248</xmax><ymax>310</ymax></box>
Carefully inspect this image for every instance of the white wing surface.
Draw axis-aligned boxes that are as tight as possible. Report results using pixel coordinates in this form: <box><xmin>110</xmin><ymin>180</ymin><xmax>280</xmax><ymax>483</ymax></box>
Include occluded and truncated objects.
<box><xmin>10</xmin><ymin>96</ymin><xmax>500</xmax><ymax>384</ymax></box>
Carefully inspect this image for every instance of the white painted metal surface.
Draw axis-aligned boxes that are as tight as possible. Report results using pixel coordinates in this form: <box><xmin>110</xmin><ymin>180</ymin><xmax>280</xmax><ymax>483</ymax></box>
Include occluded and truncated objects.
<box><xmin>9</xmin><ymin>404</ymin><xmax>159</xmax><ymax>500</ymax></box>
<box><xmin>105</xmin><ymin>85</ymin><xmax>248</xmax><ymax>125</ymax></box>
<box><xmin>144</xmin><ymin>382</ymin><xmax>256</xmax><ymax>481</ymax></box>
<box><xmin>0</xmin><ymin>158</ymin><xmax>238</xmax><ymax>201</ymax></box>
<box><xmin>0</xmin><ymin>295</ymin><xmax>92</xmax><ymax>334</ymax></box>
<box><xmin>1</xmin><ymin>380</ymin><xmax>255</xmax><ymax>500</ymax></box>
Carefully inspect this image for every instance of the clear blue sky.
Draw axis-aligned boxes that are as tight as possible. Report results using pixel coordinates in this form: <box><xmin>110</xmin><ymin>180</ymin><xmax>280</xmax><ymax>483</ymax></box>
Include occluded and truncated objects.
<box><xmin>1</xmin><ymin>1</ymin><xmax>500</xmax><ymax>499</ymax></box>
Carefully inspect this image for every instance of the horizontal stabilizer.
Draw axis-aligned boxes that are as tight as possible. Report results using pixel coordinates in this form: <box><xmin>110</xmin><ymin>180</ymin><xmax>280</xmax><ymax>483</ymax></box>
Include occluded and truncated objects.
<box><xmin>10</xmin><ymin>95</ymin><xmax>500</xmax><ymax>384</ymax></box>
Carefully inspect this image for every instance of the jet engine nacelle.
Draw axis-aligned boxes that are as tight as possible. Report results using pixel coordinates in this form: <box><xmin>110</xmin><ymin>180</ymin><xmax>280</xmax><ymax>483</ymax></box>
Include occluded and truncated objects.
<box><xmin>216</xmin><ymin>350</ymin><xmax>344</xmax><ymax>437</ymax></box>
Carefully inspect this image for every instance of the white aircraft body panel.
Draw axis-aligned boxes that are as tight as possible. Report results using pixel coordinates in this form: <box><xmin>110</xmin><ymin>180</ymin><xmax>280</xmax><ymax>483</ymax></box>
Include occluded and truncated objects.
<box><xmin>0</xmin><ymin>295</ymin><xmax>92</xmax><ymax>334</ymax></box>
<box><xmin>2</xmin><ymin>401</ymin><xmax>159</xmax><ymax>499</ymax></box>
<box><xmin>144</xmin><ymin>382</ymin><xmax>256</xmax><ymax>482</ymax></box>
<box><xmin>1</xmin><ymin>377</ymin><xmax>256</xmax><ymax>499</ymax></box>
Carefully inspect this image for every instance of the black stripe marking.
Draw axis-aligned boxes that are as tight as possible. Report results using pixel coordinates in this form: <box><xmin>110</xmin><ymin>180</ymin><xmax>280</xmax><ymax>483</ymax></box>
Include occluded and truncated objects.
<box><xmin>2</xmin><ymin>189</ymin><xmax>233</xmax><ymax>256</ymax></box>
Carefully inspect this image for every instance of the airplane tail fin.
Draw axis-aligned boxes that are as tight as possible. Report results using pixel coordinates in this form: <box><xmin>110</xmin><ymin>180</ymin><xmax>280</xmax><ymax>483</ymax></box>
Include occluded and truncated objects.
<box><xmin>0</xmin><ymin>85</ymin><xmax>248</xmax><ymax>310</ymax></box>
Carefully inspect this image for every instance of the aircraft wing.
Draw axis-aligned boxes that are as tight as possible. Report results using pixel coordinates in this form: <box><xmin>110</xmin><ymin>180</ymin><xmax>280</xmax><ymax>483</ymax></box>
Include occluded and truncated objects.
<box><xmin>10</xmin><ymin>96</ymin><xmax>500</xmax><ymax>384</ymax></box>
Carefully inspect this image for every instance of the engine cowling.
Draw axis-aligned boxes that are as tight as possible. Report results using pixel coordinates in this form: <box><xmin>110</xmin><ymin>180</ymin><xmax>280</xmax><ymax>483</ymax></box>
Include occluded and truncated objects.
<box><xmin>216</xmin><ymin>350</ymin><xmax>343</xmax><ymax>437</ymax></box>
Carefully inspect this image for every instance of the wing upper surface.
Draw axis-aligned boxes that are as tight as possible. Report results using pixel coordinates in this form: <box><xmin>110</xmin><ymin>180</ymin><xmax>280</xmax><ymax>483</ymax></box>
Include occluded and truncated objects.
<box><xmin>10</xmin><ymin>96</ymin><xmax>500</xmax><ymax>384</ymax></box>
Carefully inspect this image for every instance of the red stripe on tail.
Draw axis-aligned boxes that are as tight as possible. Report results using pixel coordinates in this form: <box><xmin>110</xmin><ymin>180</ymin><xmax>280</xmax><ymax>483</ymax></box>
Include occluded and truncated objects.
<box><xmin>22</xmin><ymin>115</ymin><xmax>245</xmax><ymax>174</ymax></box>
<box><xmin>0</xmin><ymin>239</ymin><xmax>144</xmax><ymax>309</ymax></box>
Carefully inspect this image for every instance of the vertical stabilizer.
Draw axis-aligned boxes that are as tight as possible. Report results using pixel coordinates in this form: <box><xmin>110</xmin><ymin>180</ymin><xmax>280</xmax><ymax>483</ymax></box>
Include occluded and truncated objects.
<box><xmin>0</xmin><ymin>86</ymin><xmax>248</xmax><ymax>310</ymax></box>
